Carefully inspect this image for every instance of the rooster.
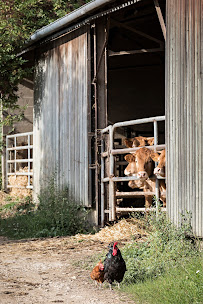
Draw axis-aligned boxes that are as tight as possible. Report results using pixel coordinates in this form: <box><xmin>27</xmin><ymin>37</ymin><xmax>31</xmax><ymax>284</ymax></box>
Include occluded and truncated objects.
<box><xmin>103</xmin><ymin>242</ymin><xmax>126</xmax><ymax>290</ymax></box>
<box><xmin>90</xmin><ymin>260</ymin><xmax>104</xmax><ymax>288</ymax></box>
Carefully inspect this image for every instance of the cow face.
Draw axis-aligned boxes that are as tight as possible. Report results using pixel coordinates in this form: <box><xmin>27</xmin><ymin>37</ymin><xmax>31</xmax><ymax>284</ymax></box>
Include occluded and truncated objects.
<box><xmin>151</xmin><ymin>149</ymin><xmax>166</xmax><ymax>177</ymax></box>
<box><xmin>124</xmin><ymin>154</ymin><xmax>137</xmax><ymax>176</ymax></box>
<box><xmin>124</xmin><ymin>147</ymin><xmax>155</xmax><ymax>181</ymax></box>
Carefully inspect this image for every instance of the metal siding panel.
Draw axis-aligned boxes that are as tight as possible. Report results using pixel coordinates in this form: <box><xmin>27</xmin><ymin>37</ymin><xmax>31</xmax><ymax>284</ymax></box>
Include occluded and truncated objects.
<box><xmin>166</xmin><ymin>0</ymin><xmax>203</xmax><ymax>236</ymax></box>
<box><xmin>69</xmin><ymin>39</ymin><xmax>75</xmax><ymax>197</ymax></box>
<box><xmin>200</xmin><ymin>0</ymin><xmax>203</xmax><ymax>237</ymax></box>
<box><xmin>80</xmin><ymin>34</ymin><xmax>85</xmax><ymax>204</ymax></box>
<box><xmin>79</xmin><ymin>34</ymin><xmax>84</xmax><ymax>204</ymax></box>
<box><xmin>34</xmin><ymin>28</ymin><xmax>90</xmax><ymax>206</ymax></box>
<box><xmin>67</xmin><ymin>40</ymin><xmax>72</xmax><ymax>194</ymax></box>
<box><xmin>75</xmin><ymin>36</ymin><xmax>79</xmax><ymax>201</ymax></box>
<box><xmin>85</xmin><ymin>35</ymin><xmax>89</xmax><ymax>205</ymax></box>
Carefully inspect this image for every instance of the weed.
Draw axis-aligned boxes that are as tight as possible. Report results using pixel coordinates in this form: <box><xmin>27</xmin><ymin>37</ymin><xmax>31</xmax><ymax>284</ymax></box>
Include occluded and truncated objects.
<box><xmin>0</xmin><ymin>177</ymin><xmax>90</xmax><ymax>239</ymax></box>
<box><xmin>120</xmin><ymin>210</ymin><xmax>202</xmax><ymax>303</ymax></box>
<box><xmin>122</xmin><ymin>211</ymin><xmax>198</xmax><ymax>285</ymax></box>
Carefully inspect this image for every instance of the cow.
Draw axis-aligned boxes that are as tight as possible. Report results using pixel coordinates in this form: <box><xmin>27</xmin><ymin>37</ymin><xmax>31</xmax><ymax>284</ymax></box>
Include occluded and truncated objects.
<box><xmin>151</xmin><ymin>149</ymin><xmax>166</xmax><ymax>178</ymax></box>
<box><xmin>124</xmin><ymin>147</ymin><xmax>166</xmax><ymax>208</ymax></box>
<box><xmin>124</xmin><ymin>136</ymin><xmax>154</xmax><ymax>148</ymax></box>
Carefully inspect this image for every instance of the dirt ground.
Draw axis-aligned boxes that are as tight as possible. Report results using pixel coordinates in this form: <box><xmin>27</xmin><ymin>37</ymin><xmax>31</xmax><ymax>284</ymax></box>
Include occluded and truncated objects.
<box><xmin>0</xmin><ymin>235</ymin><xmax>135</xmax><ymax>304</ymax></box>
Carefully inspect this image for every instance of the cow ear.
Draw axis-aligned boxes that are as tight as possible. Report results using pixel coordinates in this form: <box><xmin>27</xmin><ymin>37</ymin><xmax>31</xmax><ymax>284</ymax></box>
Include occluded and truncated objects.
<box><xmin>132</xmin><ymin>138</ymin><xmax>140</xmax><ymax>147</ymax></box>
<box><xmin>150</xmin><ymin>151</ymin><xmax>159</xmax><ymax>162</ymax></box>
<box><xmin>124</xmin><ymin>138</ymin><xmax>133</xmax><ymax>148</ymax></box>
<box><xmin>124</xmin><ymin>154</ymin><xmax>135</xmax><ymax>162</ymax></box>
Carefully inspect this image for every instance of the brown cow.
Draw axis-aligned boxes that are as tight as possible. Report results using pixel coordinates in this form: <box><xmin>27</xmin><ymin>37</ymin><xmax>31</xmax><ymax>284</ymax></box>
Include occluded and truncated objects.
<box><xmin>124</xmin><ymin>136</ymin><xmax>154</xmax><ymax>148</ymax></box>
<box><xmin>151</xmin><ymin>149</ymin><xmax>166</xmax><ymax>178</ymax></box>
<box><xmin>124</xmin><ymin>148</ymin><xmax>166</xmax><ymax>207</ymax></box>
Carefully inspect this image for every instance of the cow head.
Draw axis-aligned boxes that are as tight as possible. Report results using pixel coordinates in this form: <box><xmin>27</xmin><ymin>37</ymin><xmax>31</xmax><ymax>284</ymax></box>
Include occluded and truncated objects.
<box><xmin>151</xmin><ymin>149</ymin><xmax>166</xmax><ymax>177</ymax></box>
<box><xmin>124</xmin><ymin>138</ymin><xmax>133</xmax><ymax>148</ymax></box>
<box><xmin>124</xmin><ymin>136</ymin><xmax>154</xmax><ymax>148</ymax></box>
<box><xmin>124</xmin><ymin>147</ymin><xmax>155</xmax><ymax>180</ymax></box>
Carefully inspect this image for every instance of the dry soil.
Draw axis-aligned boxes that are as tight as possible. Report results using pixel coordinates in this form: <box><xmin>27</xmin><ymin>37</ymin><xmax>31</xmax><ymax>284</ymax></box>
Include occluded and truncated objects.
<box><xmin>0</xmin><ymin>236</ymin><xmax>135</xmax><ymax>304</ymax></box>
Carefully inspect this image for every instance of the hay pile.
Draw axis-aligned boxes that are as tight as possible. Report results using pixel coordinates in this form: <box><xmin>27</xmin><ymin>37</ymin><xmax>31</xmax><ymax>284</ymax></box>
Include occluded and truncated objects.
<box><xmin>8</xmin><ymin>167</ymin><xmax>32</xmax><ymax>198</ymax></box>
<box><xmin>74</xmin><ymin>218</ymin><xmax>148</xmax><ymax>244</ymax></box>
<box><xmin>0</xmin><ymin>191</ymin><xmax>9</xmax><ymax>207</ymax></box>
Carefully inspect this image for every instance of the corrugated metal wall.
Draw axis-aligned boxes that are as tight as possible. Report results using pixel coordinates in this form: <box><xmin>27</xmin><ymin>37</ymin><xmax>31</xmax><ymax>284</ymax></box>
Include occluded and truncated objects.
<box><xmin>34</xmin><ymin>27</ymin><xmax>91</xmax><ymax>206</ymax></box>
<box><xmin>166</xmin><ymin>0</ymin><xmax>203</xmax><ymax>236</ymax></box>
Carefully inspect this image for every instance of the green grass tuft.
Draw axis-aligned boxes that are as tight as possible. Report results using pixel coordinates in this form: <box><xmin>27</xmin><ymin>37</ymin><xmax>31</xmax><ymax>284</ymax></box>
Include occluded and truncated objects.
<box><xmin>0</xmin><ymin>177</ymin><xmax>90</xmax><ymax>239</ymax></box>
<box><xmin>120</xmin><ymin>211</ymin><xmax>202</xmax><ymax>303</ymax></box>
<box><xmin>123</xmin><ymin>254</ymin><xmax>203</xmax><ymax>304</ymax></box>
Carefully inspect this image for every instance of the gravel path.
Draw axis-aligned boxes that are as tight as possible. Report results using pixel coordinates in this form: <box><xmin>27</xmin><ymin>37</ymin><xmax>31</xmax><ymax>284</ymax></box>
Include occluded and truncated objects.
<box><xmin>0</xmin><ymin>236</ymin><xmax>134</xmax><ymax>304</ymax></box>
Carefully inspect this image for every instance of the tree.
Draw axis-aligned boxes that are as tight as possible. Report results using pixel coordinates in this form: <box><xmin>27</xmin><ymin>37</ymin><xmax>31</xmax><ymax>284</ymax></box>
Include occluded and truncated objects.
<box><xmin>0</xmin><ymin>0</ymin><xmax>90</xmax><ymax>120</ymax></box>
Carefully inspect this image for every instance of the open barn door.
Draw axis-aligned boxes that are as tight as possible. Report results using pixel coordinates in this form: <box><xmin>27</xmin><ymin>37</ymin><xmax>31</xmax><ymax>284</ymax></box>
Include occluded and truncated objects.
<box><xmin>34</xmin><ymin>26</ymin><xmax>92</xmax><ymax>207</ymax></box>
<box><xmin>96</xmin><ymin>0</ymin><xmax>166</xmax><ymax>225</ymax></box>
<box><xmin>90</xmin><ymin>17</ymin><xmax>109</xmax><ymax>225</ymax></box>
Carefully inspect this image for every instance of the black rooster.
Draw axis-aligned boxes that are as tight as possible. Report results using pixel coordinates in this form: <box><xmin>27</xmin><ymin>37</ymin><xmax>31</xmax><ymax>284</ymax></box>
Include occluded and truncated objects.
<box><xmin>103</xmin><ymin>242</ymin><xmax>126</xmax><ymax>290</ymax></box>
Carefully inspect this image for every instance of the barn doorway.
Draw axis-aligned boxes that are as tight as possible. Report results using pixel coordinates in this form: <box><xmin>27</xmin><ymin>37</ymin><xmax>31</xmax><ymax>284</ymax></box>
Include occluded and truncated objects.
<box><xmin>107</xmin><ymin>0</ymin><xmax>165</xmax><ymax>124</ymax></box>
<box><xmin>98</xmin><ymin>0</ymin><xmax>166</xmax><ymax>224</ymax></box>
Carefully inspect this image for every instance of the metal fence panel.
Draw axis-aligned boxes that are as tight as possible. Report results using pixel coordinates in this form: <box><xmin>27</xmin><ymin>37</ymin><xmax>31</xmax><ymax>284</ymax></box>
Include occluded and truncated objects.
<box><xmin>6</xmin><ymin>132</ymin><xmax>33</xmax><ymax>190</ymax></box>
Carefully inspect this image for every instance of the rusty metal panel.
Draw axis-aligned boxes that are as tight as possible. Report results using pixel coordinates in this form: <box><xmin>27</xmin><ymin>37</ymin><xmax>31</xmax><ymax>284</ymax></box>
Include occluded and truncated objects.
<box><xmin>166</xmin><ymin>0</ymin><xmax>203</xmax><ymax>237</ymax></box>
<box><xmin>34</xmin><ymin>27</ymin><xmax>91</xmax><ymax>206</ymax></box>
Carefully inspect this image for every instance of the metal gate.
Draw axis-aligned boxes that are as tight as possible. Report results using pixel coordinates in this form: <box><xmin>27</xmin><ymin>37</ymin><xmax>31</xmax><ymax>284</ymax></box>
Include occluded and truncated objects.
<box><xmin>101</xmin><ymin>116</ymin><xmax>165</xmax><ymax>225</ymax></box>
<box><xmin>6</xmin><ymin>132</ymin><xmax>33</xmax><ymax>190</ymax></box>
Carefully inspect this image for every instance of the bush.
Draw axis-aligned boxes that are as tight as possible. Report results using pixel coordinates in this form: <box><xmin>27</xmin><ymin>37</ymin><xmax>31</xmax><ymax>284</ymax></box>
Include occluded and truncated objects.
<box><xmin>120</xmin><ymin>210</ymin><xmax>202</xmax><ymax>303</ymax></box>
<box><xmin>122</xmin><ymin>211</ymin><xmax>199</xmax><ymax>285</ymax></box>
<box><xmin>0</xmin><ymin>177</ymin><xmax>89</xmax><ymax>239</ymax></box>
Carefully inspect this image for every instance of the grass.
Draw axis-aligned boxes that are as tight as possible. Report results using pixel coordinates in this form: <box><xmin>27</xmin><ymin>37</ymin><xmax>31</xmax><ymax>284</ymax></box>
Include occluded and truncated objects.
<box><xmin>0</xmin><ymin>177</ymin><xmax>90</xmax><ymax>239</ymax></box>
<box><xmin>0</xmin><ymin>186</ymin><xmax>202</xmax><ymax>303</ymax></box>
<box><xmin>81</xmin><ymin>209</ymin><xmax>202</xmax><ymax>304</ymax></box>
<box><xmin>123</xmin><ymin>254</ymin><xmax>203</xmax><ymax>304</ymax></box>
<box><xmin>119</xmin><ymin>211</ymin><xmax>203</xmax><ymax>304</ymax></box>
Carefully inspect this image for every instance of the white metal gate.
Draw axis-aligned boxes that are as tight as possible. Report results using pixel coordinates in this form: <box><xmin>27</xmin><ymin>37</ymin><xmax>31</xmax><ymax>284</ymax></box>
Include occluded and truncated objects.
<box><xmin>6</xmin><ymin>132</ymin><xmax>33</xmax><ymax>190</ymax></box>
<box><xmin>101</xmin><ymin>116</ymin><xmax>166</xmax><ymax>225</ymax></box>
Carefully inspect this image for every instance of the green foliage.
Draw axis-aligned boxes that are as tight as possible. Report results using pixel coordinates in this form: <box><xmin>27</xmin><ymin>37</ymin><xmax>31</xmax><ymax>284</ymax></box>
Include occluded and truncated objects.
<box><xmin>0</xmin><ymin>0</ymin><xmax>90</xmax><ymax>123</ymax></box>
<box><xmin>122</xmin><ymin>212</ymin><xmax>198</xmax><ymax>285</ymax></box>
<box><xmin>123</xmin><ymin>254</ymin><xmax>203</xmax><ymax>304</ymax></box>
<box><xmin>119</xmin><ymin>211</ymin><xmax>202</xmax><ymax>303</ymax></box>
<box><xmin>0</xmin><ymin>177</ymin><xmax>90</xmax><ymax>239</ymax></box>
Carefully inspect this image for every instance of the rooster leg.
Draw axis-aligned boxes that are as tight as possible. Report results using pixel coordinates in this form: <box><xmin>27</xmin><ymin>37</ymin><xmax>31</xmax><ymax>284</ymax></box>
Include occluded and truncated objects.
<box><xmin>95</xmin><ymin>281</ymin><xmax>98</xmax><ymax>287</ymax></box>
<box><xmin>99</xmin><ymin>283</ymin><xmax>102</xmax><ymax>289</ymax></box>
<box><xmin>109</xmin><ymin>283</ymin><xmax>112</xmax><ymax>291</ymax></box>
<box><xmin>117</xmin><ymin>282</ymin><xmax>120</xmax><ymax>289</ymax></box>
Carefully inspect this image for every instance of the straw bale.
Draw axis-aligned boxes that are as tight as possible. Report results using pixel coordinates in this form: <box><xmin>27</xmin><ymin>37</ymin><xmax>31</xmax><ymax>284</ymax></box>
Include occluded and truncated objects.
<box><xmin>8</xmin><ymin>166</ymin><xmax>32</xmax><ymax>198</ymax></box>
<box><xmin>8</xmin><ymin>175</ymin><xmax>28</xmax><ymax>187</ymax></box>
<box><xmin>9</xmin><ymin>188</ymin><xmax>32</xmax><ymax>199</ymax></box>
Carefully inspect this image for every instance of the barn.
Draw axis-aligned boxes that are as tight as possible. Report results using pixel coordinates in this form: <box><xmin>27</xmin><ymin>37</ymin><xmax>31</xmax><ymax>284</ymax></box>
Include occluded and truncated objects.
<box><xmin>5</xmin><ymin>0</ymin><xmax>203</xmax><ymax>236</ymax></box>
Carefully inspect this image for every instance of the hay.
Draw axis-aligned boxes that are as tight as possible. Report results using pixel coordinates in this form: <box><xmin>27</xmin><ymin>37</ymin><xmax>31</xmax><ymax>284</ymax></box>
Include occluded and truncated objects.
<box><xmin>0</xmin><ymin>191</ymin><xmax>9</xmax><ymax>206</ymax></box>
<box><xmin>9</xmin><ymin>175</ymin><xmax>28</xmax><ymax>187</ymax></box>
<box><xmin>8</xmin><ymin>167</ymin><xmax>32</xmax><ymax>198</ymax></box>
<box><xmin>9</xmin><ymin>188</ymin><xmax>32</xmax><ymax>199</ymax></box>
<box><xmin>74</xmin><ymin>218</ymin><xmax>148</xmax><ymax>244</ymax></box>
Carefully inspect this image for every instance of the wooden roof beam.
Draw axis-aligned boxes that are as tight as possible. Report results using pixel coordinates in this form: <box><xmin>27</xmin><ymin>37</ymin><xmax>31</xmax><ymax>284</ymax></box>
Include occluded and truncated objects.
<box><xmin>153</xmin><ymin>0</ymin><xmax>166</xmax><ymax>41</ymax></box>
<box><xmin>108</xmin><ymin>47</ymin><xmax>164</xmax><ymax>56</ymax></box>
<box><xmin>111</xmin><ymin>19</ymin><xmax>164</xmax><ymax>47</ymax></box>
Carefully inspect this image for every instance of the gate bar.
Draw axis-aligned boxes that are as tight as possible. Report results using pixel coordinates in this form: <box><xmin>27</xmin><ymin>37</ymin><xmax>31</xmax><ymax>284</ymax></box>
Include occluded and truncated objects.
<box><xmin>101</xmin><ymin>116</ymin><xmax>165</xmax><ymax>224</ymax></box>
